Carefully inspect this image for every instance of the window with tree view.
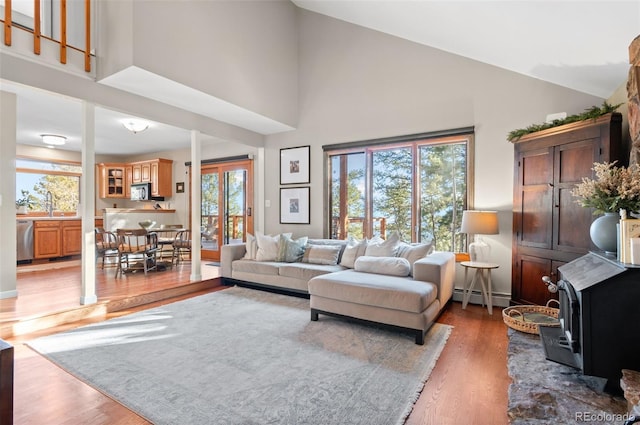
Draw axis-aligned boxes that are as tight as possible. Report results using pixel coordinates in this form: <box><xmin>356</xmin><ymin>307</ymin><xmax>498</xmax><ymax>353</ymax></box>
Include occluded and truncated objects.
<box><xmin>327</xmin><ymin>131</ymin><xmax>473</xmax><ymax>252</ymax></box>
<box><xmin>16</xmin><ymin>158</ymin><xmax>82</xmax><ymax>213</ymax></box>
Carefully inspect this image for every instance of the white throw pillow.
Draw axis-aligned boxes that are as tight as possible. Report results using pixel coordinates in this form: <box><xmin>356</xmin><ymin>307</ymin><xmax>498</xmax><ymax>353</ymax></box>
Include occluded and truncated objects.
<box><xmin>354</xmin><ymin>256</ymin><xmax>411</xmax><ymax>277</ymax></box>
<box><xmin>339</xmin><ymin>236</ymin><xmax>368</xmax><ymax>269</ymax></box>
<box><xmin>244</xmin><ymin>233</ymin><xmax>257</xmax><ymax>260</ymax></box>
<box><xmin>396</xmin><ymin>241</ymin><xmax>434</xmax><ymax>275</ymax></box>
<box><xmin>364</xmin><ymin>231</ymin><xmax>400</xmax><ymax>257</ymax></box>
<box><xmin>255</xmin><ymin>232</ymin><xmax>291</xmax><ymax>262</ymax></box>
<box><xmin>302</xmin><ymin>244</ymin><xmax>343</xmax><ymax>265</ymax></box>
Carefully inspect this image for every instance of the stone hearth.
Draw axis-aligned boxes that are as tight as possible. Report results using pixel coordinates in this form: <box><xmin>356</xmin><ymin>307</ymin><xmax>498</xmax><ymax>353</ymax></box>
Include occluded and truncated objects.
<box><xmin>507</xmin><ymin>328</ymin><xmax>627</xmax><ymax>424</ymax></box>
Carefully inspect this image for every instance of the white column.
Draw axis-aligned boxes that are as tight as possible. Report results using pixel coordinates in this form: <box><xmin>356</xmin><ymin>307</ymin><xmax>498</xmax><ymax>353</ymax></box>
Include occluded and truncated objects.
<box><xmin>80</xmin><ymin>101</ymin><xmax>97</xmax><ymax>305</ymax></box>
<box><xmin>0</xmin><ymin>91</ymin><xmax>18</xmax><ymax>299</ymax></box>
<box><xmin>257</xmin><ymin>147</ymin><xmax>265</xmax><ymax>233</ymax></box>
<box><xmin>190</xmin><ymin>130</ymin><xmax>202</xmax><ymax>281</ymax></box>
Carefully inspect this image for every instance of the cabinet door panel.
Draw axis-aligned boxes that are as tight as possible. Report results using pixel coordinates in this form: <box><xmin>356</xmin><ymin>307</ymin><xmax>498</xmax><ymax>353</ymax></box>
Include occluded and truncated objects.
<box><xmin>514</xmin><ymin>254</ymin><xmax>553</xmax><ymax>305</ymax></box>
<box><xmin>517</xmin><ymin>149</ymin><xmax>553</xmax><ymax>249</ymax></box>
<box><xmin>34</xmin><ymin>226</ymin><xmax>61</xmax><ymax>259</ymax></box>
<box><xmin>62</xmin><ymin>222</ymin><xmax>82</xmax><ymax>256</ymax></box>
<box><xmin>554</xmin><ymin>140</ymin><xmax>599</xmax><ymax>253</ymax></box>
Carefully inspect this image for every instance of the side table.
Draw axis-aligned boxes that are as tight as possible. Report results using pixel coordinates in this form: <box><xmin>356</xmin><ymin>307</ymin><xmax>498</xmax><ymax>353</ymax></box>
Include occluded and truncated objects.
<box><xmin>460</xmin><ymin>261</ymin><xmax>499</xmax><ymax>314</ymax></box>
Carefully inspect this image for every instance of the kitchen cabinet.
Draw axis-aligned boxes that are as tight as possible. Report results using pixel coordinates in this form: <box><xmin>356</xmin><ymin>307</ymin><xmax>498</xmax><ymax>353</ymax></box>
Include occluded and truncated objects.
<box><xmin>34</xmin><ymin>220</ymin><xmax>61</xmax><ymax>259</ymax></box>
<box><xmin>511</xmin><ymin>112</ymin><xmax>624</xmax><ymax>305</ymax></box>
<box><xmin>98</xmin><ymin>163</ymin><xmax>128</xmax><ymax>198</ymax></box>
<box><xmin>107</xmin><ymin>159</ymin><xmax>173</xmax><ymax>199</ymax></box>
<box><xmin>34</xmin><ymin>219</ymin><xmax>82</xmax><ymax>259</ymax></box>
<box><xmin>62</xmin><ymin>220</ymin><xmax>82</xmax><ymax>256</ymax></box>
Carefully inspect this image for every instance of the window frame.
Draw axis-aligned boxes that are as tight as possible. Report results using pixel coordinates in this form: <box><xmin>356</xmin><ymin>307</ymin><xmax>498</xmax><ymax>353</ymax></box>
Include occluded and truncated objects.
<box><xmin>323</xmin><ymin>128</ymin><xmax>475</xmax><ymax>250</ymax></box>
<box><xmin>16</xmin><ymin>156</ymin><xmax>82</xmax><ymax>213</ymax></box>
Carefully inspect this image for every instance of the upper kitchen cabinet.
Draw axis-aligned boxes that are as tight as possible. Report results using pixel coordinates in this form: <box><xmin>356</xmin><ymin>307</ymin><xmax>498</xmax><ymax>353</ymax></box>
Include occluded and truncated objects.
<box><xmin>100</xmin><ymin>159</ymin><xmax>173</xmax><ymax>199</ymax></box>
<box><xmin>130</xmin><ymin>159</ymin><xmax>173</xmax><ymax>197</ymax></box>
<box><xmin>98</xmin><ymin>163</ymin><xmax>128</xmax><ymax>198</ymax></box>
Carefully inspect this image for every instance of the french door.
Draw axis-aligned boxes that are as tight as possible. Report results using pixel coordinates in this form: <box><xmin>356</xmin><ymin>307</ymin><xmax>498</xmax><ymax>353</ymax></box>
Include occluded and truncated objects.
<box><xmin>197</xmin><ymin>159</ymin><xmax>253</xmax><ymax>261</ymax></box>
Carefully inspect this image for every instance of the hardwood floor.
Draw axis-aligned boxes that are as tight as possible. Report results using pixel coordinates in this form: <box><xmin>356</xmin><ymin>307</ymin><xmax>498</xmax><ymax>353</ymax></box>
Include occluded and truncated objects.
<box><xmin>4</xmin><ymin>261</ymin><xmax>510</xmax><ymax>425</ymax></box>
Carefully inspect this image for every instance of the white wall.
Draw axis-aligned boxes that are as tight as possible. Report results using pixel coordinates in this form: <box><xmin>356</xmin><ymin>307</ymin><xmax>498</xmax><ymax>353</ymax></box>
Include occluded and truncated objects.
<box><xmin>263</xmin><ymin>9</ymin><xmax>605</xmax><ymax>299</ymax></box>
<box><xmin>99</xmin><ymin>0</ymin><xmax>299</xmax><ymax>127</ymax></box>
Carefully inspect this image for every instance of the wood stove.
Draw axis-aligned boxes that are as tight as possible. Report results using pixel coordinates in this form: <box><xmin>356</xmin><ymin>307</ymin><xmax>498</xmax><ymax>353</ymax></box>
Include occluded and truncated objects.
<box><xmin>540</xmin><ymin>252</ymin><xmax>640</xmax><ymax>393</ymax></box>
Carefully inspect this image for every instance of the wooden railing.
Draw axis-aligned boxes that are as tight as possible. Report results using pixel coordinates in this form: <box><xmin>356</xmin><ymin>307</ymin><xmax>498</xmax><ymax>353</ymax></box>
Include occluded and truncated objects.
<box><xmin>2</xmin><ymin>0</ymin><xmax>92</xmax><ymax>72</ymax></box>
<box><xmin>201</xmin><ymin>214</ymin><xmax>245</xmax><ymax>242</ymax></box>
<box><xmin>331</xmin><ymin>216</ymin><xmax>387</xmax><ymax>239</ymax></box>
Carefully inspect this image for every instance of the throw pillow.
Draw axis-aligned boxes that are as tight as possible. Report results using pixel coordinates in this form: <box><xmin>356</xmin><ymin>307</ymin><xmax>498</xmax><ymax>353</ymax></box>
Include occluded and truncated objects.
<box><xmin>396</xmin><ymin>241</ymin><xmax>434</xmax><ymax>275</ymax></box>
<box><xmin>243</xmin><ymin>233</ymin><xmax>257</xmax><ymax>260</ymax></box>
<box><xmin>364</xmin><ymin>231</ymin><xmax>400</xmax><ymax>257</ymax></box>
<box><xmin>302</xmin><ymin>244</ymin><xmax>343</xmax><ymax>265</ymax></box>
<box><xmin>354</xmin><ymin>256</ymin><xmax>411</xmax><ymax>277</ymax></box>
<box><xmin>276</xmin><ymin>234</ymin><xmax>308</xmax><ymax>262</ymax></box>
<box><xmin>339</xmin><ymin>236</ymin><xmax>368</xmax><ymax>269</ymax></box>
<box><xmin>255</xmin><ymin>232</ymin><xmax>291</xmax><ymax>262</ymax></box>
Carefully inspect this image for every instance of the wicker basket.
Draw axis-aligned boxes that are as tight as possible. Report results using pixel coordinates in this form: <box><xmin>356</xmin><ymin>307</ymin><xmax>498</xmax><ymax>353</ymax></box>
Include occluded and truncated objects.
<box><xmin>502</xmin><ymin>299</ymin><xmax>560</xmax><ymax>335</ymax></box>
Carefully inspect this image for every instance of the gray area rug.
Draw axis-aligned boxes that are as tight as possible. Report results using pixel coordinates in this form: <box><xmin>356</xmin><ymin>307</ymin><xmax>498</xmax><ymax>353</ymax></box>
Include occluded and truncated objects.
<box><xmin>507</xmin><ymin>328</ymin><xmax>627</xmax><ymax>424</ymax></box>
<box><xmin>29</xmin><ymin>286</ymin><xmax>451</xmax><ymax>425</ymax></box>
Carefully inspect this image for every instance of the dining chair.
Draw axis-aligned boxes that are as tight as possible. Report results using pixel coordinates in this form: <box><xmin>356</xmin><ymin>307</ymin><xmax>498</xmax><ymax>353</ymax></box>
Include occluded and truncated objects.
<box><xmin>116</xmin><ymin>228</ymin><xmax>159</xmax><ymax>277</ymax></box>
<box><xmin>95</xmin><ymin>227</ymin><xmax>119</xmax><ymax>269</ymax></box>
<box><xmin>158</xmin><ymin>224</ymin><xmax>184</xmax><ymax>260</ymax></box>
<box><xmin>172</xmin><ymin>229</ymin><xmax>192</xmax><ymax>267</ymax></box>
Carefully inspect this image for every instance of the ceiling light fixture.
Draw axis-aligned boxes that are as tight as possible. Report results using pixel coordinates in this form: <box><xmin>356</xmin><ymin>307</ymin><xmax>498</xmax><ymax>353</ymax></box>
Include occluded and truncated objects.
<box><xmin>41</xmin><ymin>134</ymin><xmax>67</xmax><ymax>146</ymax></box>
<box><xmin>121</xmin><ymin>118</ymin><xmax>150</xmax><ymax>134</ymax></box>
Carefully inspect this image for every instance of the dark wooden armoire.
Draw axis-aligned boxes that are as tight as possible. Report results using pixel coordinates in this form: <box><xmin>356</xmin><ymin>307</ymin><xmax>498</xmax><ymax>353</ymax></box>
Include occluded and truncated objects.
<box><xmin>511</xmin><ymin>112</ymin><xmax>624</xmax><ymax>305</ymax></box>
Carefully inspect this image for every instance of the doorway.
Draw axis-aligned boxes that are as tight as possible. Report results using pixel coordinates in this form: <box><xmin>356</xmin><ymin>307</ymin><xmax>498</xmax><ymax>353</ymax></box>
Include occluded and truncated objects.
<box><xmin>197</xmin><ymin>159</ymin><xmax>254</xmax><ymax>261</ymax></box>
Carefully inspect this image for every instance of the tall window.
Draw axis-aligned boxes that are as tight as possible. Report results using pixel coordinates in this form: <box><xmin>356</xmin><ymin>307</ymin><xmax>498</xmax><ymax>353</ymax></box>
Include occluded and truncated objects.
<box><xmin>16</xmin><ymin>158</ymin><xmax>82</xmax><ymax>213</ymax></box>
<box><xmin>326</xmin><ymin>130</ymin><xmax>473</xmax><ymax>252</ymax></box>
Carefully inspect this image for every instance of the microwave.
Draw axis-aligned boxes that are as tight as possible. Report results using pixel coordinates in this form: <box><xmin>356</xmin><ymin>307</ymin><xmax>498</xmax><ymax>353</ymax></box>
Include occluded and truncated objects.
<box><xmin>131</xmin><ymin>182</ymin><xmax>152</xmax><ymax>201</ymax></box>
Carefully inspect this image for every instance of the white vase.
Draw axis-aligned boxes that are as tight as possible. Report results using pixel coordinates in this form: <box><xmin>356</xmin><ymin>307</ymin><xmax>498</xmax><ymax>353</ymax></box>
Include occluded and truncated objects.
<box><xmin>590</xmin><ymin>212</ymin><xmax>618</xmax><ymax>254</ymax></box>
<box><xmin>17</xmin><ymin>205</ymin><xmax>27</xmax><ymax>215</ymax></box>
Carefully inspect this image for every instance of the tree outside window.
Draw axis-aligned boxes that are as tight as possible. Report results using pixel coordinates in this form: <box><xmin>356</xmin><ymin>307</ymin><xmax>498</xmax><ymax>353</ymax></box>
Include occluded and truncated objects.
<box><xmin>327</xmin><ymin>132</ymin><xmax>472</xmax><ymax>251</ymax></box>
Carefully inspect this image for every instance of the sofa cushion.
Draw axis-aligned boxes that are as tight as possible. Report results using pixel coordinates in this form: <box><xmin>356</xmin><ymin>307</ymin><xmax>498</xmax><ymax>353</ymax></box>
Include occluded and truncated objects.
<box><xmin>302</xmin><ymin>244</ymin><xmax>343</xmax><ymax>265</ymax></box>
<box><xmin>231</xmin><ymin>259</ymin><xmax>282</xmax><ymax>276</ymax></box>
<box><xmin>278</xmin><ymin>263</ymin><xmax>345</xmax><ymax>281</ymax></box>
<box><xmin>354</xmin><ymin>256</ymin><xmax>411</xmax><ymax>277</ymax></box>
<box><xmin>339</xmin><ymin>236</ymin><xmax>368</xmax><ymax>269</ymax></box>
<box><xmin>308</xmin><ymin>270</ymin><xmax>437</xmax><ymax>314</ymax></box>
<box><xmin>276</xmin><ymin>235</ymin><xmax>308</xmax><ymax>262</ymax></box>
<box><xmin>365</xmin><ymin>231</ymin><xmax>400</xmax><ymax>257</ymax></box>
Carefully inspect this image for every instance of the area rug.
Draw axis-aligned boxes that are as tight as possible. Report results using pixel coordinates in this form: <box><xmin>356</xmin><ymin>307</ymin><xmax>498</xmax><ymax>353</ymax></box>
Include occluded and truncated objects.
<box><xmin>29</xmin><ymin>286</ymin><xmax>452</xmax><ymax>425</ymax></box>
<box><xmin>507</xmin><ymin>328</ymin><xmax>627</xmax><ymax>424</ymax></box>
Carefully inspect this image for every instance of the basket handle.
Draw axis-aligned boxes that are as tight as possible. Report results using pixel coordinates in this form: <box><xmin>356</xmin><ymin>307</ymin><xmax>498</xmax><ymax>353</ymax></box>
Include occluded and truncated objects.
<box><xmin>507</xmin><ymin>309</ymin><xmax>525</xmax><ymax>321</ymax></box>
<box><xmin>546</xmin><ymin>299</ymin><xmax>560</xmax><ymax>308</ymax></box>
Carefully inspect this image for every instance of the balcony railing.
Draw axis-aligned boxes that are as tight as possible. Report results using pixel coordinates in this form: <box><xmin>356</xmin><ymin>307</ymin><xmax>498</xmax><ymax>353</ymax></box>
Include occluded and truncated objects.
<box><xmin>1</xmin><ymin>0</ymin><xmax>92</xmax><ymax>72</ymax></box>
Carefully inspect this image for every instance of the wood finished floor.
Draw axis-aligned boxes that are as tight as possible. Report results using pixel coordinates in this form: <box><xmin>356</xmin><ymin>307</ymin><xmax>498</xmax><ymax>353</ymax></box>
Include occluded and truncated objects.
<box><xmin>5</xmin><ymin>261</ymin><xmax>510</xmax><ymax>425</ymax></box>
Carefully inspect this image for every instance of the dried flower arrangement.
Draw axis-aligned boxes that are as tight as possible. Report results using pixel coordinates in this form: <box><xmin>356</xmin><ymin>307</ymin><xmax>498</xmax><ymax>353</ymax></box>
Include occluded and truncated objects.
<box><xmin>571</xmin><ymin>161</ymin><xmax>640</xmax><ymax>215</ymax></box>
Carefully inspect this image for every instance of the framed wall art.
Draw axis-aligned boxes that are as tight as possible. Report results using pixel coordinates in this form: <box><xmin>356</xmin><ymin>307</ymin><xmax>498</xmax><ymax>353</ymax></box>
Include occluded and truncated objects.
<box><xmin>280</xmin><ymin>145</ymin><xmax>310</xmax><ymax>185</ymax></box>
<box><xmin>280</xmin><ymin>187</ymin><xmax>310</xmax><ymax>224</ymax></box>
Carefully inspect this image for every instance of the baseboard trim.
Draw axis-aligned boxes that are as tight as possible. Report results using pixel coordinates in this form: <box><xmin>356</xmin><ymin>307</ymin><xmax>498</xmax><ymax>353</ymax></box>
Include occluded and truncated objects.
<box><xmin>452</xmin><ymin>288</ymin><xmax>511</xmax><ymax>308</ymax></box>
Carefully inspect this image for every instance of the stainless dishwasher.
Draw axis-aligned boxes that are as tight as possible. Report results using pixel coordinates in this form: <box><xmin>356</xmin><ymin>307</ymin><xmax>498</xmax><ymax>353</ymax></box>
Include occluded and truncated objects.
<box><xmin>17</xmin><ymin>220</ymin><xmax>34</xmax><ymax>262</ymax></box>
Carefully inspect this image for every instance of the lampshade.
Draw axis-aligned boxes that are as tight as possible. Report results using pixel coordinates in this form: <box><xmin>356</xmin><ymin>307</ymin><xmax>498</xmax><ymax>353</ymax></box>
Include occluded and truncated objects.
<box><xmin>461</xmin><ymin>210</ymin><xmax>499</xmax><ymax>262</ymax></box>
<box><xmin>121</xmin><ymin>118</ymin><xmax>150</xmax><ymax>134</ymax></box>
<box><xmin>41</xmin><ymin>134</ymin><xmax>67</xmax><ymax>146</ymax></box>
<box><xmin>460</xmin><ymin>210</ymin><xmax>499</xmax><ymax>235</ymax></box>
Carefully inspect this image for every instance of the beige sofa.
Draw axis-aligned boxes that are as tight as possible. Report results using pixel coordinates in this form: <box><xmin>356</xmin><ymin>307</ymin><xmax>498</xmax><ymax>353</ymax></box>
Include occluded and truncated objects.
<box><xmin>220</xmin><ymin>238</ymin><xmax>455</xmax><ymax>344</ymax></box>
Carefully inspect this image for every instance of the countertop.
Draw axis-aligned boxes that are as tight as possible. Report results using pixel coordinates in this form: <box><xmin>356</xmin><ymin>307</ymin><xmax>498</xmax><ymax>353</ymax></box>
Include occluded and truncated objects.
<box><xmin>16</xmin><ymin>216</ymin><xmax>100</xmax><ymax>221</ymax></box>
<box><xmin>103</xmin><ymin>208</ymin><xmax>176</xmax><ymax>213</ymax></box>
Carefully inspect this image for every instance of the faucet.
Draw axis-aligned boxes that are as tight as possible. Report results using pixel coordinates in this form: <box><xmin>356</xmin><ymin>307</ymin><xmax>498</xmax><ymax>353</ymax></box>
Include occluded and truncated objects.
<box><xmin>45</xmin><ymin>191</ymin><xmax>53</xmax><ymax>217</ymax></box>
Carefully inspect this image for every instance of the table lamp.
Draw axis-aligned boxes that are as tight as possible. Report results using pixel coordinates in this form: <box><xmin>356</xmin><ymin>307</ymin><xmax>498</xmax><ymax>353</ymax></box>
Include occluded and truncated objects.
<box><xmin>460</xmin><ymin>210</ymin><xmax>499</xmax><ymax>262</ymax></box>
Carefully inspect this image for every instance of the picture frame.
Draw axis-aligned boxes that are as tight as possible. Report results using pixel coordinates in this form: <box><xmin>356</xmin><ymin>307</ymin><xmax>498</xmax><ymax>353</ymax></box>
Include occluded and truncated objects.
<box><xmin>280</xmin><ymin>187</ymin><xmax>310</xmax><ymax>224</ymax></box>
<box><xmin>280</xmin><ymin>145</ymin><xmax>310</xmax><ymax>185</ymax></box>
<box><xmin>176</xmin><ymin>182</ymin><xmax>185</xmax><ymax>193</ymax></box>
